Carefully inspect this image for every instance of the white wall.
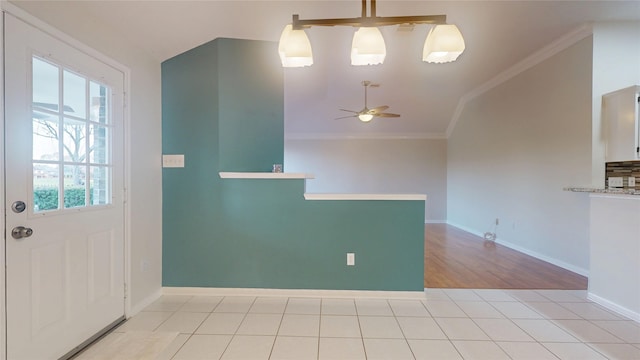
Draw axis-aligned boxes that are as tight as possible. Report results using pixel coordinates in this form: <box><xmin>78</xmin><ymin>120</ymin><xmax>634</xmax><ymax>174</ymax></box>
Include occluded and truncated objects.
<box><xmin>589</xmin><ymin>195</ymin><xmax>640</xmax><ymax>321</ymax></box>
<box><xmin>285</xmin><ymin>138</ymin><xmax>447</xmax><ymax>221</ymax></box>
<box><xmin>9</xmin><ymin>2</ymin><xmax>163</xmax><ymax>310</ymax></box>
<box><xmin>447</xmin><ymin>37</ymin><xmax>593</xmax><ymax>275</ymax></box>
<box><xmin>591</xmin><ymin>22</ymin><xmax>640</xmax><ymax>185</ymax></box>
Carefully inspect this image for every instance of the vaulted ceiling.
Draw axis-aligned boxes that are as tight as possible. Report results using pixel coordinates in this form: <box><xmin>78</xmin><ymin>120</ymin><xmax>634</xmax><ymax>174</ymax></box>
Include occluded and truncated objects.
<box><xmin>13</xmin><ymin>1</ymin><xmax>640</xmax><ymax>137</ymax></box>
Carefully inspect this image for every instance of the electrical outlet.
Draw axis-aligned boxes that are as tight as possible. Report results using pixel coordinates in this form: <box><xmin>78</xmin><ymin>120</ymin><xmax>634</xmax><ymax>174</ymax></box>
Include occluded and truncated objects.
<box><xmin>163</xmin><ymin>154</ymin><xmax>185</xmax><ymax>168</ymax></box>
<box><xmin>483</xmin><ymin>232</ymin><xmax>496</xmax><ymax>241</ymax></box>
<box><xmin>347</xmin><ymin>253</ymin><xmax>355</xmax><ymax>266</ymax></box>
<box><xmin>608</xmin><ymin>177</ymin><xmax>623</xmax><ymax>188</ymax></box>
<box><xmin>629</xmin><ymin>177</ymin><xmax>636</xmax><ymax>187</ymax></box>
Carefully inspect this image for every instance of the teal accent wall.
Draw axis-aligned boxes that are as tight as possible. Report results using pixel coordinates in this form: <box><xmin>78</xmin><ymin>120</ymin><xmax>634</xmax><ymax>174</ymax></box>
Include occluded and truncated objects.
<box><xmin>217</xmin><ymin>38</ymin><xmax>284</xmax><ymax>172</ymax></box>
<box><xmin>162</xmin><ymin>38</ymin><xmax>425</xmax><ymax>291</ymax></box>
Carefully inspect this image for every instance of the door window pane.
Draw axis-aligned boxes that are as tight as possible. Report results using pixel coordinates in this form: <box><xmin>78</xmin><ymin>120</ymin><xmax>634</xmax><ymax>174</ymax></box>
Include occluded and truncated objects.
<box><xmin>63</xmin><ymin>70</ymin><xmax>87</xmax><ymax>118</ymax></box>
<box><xmin>64</xmin><ymin>165</ymin><xmax>87</xmax><ymax>208</ymax></box>
<box><xmin>90</xmin><ymin>166</ymin><xmax>109</xmax><ymax>205</ymax></box>
<box><xmin>62</xmin><ymin>118</ymin><xmax>87</xmax><ymax>163</ymax></box>
<box><xmin>89</xmin><ymin>125</ymin><xmax>109</xmax><ymax>164</ymax></box>
<box><xmin>32</xmin><ymin>56</ymin><xmax>113</xmax><ymax>213</ymax></box>
<box><xmin>90</xmin><ymin>81</ymin><xmax>108</xmax><ymax>124</ymax></box>
<box><xmin>33</xmin><ymin>113</ymin><xmax>60</xmax><ymax>161</ymax></box>
<box><xmin>33</xmin><ymin>164</ymin><xmax>60</xmax><ymax>212</ymax></box>
<box><xmin>32</xmin><ymin>57</ymin><xmax>59</xmax><ymax>110</ymax></box>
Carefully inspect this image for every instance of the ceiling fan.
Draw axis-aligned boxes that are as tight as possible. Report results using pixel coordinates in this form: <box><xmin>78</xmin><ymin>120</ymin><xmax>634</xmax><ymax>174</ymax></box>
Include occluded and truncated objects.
<box><xmin>336</xmin><ymin>80</ymin><xmax>400</xmax><ymax>122</ymax></box>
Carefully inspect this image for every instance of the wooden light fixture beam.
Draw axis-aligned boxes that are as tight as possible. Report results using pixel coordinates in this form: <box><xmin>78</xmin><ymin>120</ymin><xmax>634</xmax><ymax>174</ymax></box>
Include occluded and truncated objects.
<box><xmin>291</xmin><ymin>0</ymin><xmax>446</xmax><ymax>30</ymax></box>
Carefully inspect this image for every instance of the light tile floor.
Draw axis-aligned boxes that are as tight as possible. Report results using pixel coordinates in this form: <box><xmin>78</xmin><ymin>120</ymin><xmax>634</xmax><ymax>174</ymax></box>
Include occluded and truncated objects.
<box><xmin>84</xmin><ymin>289</ymin><xmax>640</xmax><ymax>359</ymax></box>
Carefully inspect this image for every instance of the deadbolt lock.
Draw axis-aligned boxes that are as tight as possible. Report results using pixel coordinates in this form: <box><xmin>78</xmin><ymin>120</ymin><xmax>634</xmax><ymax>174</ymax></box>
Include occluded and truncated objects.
<box><xmin>11</xmin><ymin>200</ymin><xmax>26</xmax><ymax>213</ymax></box>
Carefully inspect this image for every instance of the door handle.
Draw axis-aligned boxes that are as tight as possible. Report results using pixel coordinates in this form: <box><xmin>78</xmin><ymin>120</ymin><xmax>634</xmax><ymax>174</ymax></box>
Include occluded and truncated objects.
<box><xmin>11</xmin><ymin>226</ymin><xmax>33</xmax><ymax>239</ymax></box>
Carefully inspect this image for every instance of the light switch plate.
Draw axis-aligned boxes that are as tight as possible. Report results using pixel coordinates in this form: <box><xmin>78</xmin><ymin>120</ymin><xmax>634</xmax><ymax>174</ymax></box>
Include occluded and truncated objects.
<box><xmin>629</xmin><ymin>177</ymin><xmax>636</xmax><ymax>187</ymax></box>
<box><xmin>347</xmin><ymin>253</ymin><xmax>355</xmax><ymax>266</ymax></box>
<box><xmin>608</xmin><ymin>177</ymin><xmax>623</xmax><ymax>188</ymax></box>
<box><xmin>163</xmin><ymin>154</ymin><xmax>185</xmax><ymax>168</ymax></box>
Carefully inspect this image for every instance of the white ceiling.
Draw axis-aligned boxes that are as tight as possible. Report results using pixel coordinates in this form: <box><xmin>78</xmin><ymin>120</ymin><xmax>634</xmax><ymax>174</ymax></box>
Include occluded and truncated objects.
<box><xmin>12</xmin><ymin>1</ymin><xmax>640</xmax><ymax>137</ymax></box>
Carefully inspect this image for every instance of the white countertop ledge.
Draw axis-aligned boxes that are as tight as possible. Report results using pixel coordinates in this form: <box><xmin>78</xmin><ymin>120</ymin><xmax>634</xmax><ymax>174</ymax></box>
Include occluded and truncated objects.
<box><xmin>219</xmin><ymin>172</ymin><xmax>314</xmax><ymax>179</ymax></box>
<box><xmin>304</xmin><ymin>193</ymin><xmax>427</xmax><ymax>201</ymax></box>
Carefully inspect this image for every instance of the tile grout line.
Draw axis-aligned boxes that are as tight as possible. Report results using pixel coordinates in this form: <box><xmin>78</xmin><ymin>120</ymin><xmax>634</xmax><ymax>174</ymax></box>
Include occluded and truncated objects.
<box><xmin>314</xmin><ymin>298</ymin><xmax>320</xmax><ymax>360</ymax></box>
<box><xmin>396</xmin><ymin>299</ymin><xmax>419</xmax><ymax>360</ymax></box>
<box><xmin>267</xmin><ymin>297</ymin><xmax>289</xmax><ymax>360</ymax></box>
<box><xmin>166</xmin><ymin>296</ymin><xmax>199</xmax><ymax>360</ymax></box>
<box><xmin>354</xmin><ymin>299</ymin><xmax>368</xmax><ymax>360</ymax></box>
<box><xmin>168</xmin><ymin>333</ymin><xmax>193</xmax><ymax>360</ymax></box>
<box><xmin>422</xmin><ymin>298</ymin><xmax>467</xmax><ymax>360</ymax></box>
<box><xmin>463</xmin><ymin>291</ymin><xmax>521</xmax><ymax>358</ymax></box>
<box><xmin>493</xmin><ymin>304</ymin><xmax>564</xmax><ymax>360</ymax></box>
<box><xmin>219</xmin><ymin>296</ymin><xmax>258</xmax><ymax>360</ymax></box>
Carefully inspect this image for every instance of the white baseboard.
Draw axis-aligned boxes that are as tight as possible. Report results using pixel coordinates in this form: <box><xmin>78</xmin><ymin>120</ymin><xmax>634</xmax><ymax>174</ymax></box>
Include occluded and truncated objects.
<box><xmin>425</xmin><ymin>220</ymin><xmax>447</xmax><ymax>224</ymax></box>
<box><xmin>162</xmin><ymin>287</ymin><xmax>425</xmax><ymax>299</ymax></box>
<box><xmin>494</xmin><ymin>238</ymin><xmax>589</xmax><ymax>277</ymax></box>
<box><xmin>447</xmin><ymin>222</ymin><xmax>589</xmax><ymax>277</ymax></box>
<box><xmin>588</xmin><ymin>293</ymin><xmax>640</xmax><ymax>322</ymax></box>
<box><xmin>129</xmin><ymin>288</ymin><xmax>163</xmax><ymax>317</ymax></box>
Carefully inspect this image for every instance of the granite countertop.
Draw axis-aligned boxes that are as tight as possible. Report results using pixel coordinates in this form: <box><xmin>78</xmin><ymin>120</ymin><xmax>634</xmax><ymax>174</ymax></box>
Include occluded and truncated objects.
<box><xmin>564</xmin><ymin>187</ymin><xmax>640</xmax><ymax>196</ymax></box>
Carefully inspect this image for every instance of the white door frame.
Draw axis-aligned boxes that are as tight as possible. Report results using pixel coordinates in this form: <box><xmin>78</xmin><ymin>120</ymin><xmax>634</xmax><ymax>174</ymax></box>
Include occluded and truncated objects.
<box><xmin>0</xmin><ymin>11</ymin><xmax>6</xmax><ymax>360</ymax></box>
<box><xmin>0</xmin><ymin>4</ymin><xmax>133</xmax><ymax>360</ymax></box>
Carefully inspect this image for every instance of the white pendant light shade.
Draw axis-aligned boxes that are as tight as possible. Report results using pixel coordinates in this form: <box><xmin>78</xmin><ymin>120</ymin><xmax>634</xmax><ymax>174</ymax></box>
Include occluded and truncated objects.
<box><xmin>351</xmin><ymin>27</ymin><xmax>386</xmax><ymax>66</ymax></box>
<box><xmin>422</xmin><ymin>24</ymin><xmax>465</xmax><ymax>63</ymax></box>
<box><xmin>278</xmin><ymin>24</ymin><xmax>313</xmax><ymax>67</ymax></box>
<box><xmin>358</xmin><ymin>113</ymin><xmax>374</xmax><ymax>122</ymax></box>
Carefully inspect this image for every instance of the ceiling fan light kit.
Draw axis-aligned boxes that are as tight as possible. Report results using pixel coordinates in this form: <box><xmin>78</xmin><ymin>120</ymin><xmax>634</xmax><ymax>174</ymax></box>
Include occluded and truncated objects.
<box><xmin>337</xmin><ymin>80</ymin><xmax>401</xmax><ymax>123</ymax></box>
<box><xmin>358</xmin><ymin>113</ymin><xmax>375</xmax><ymax>122</ymax></box>
<box><xmin>278</xmin><ymin>0</ymin><xmax>465</xmax><ymax>67</ymax></box>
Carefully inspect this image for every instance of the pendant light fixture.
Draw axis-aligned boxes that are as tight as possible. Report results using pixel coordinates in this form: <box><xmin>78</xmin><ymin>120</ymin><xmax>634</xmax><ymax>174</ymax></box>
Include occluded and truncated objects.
<box><xmin>351</xmin><ymin>27</ymin><xmax>386</xmax><ymax>65</ymax></box>
<box><xmin>278</xmin><ymin>24</ymin><xmax>313</xmax><ymax>67</ymax></box>
<box><xmin>278</xmin><ymin>0</ymin><xmax>465</xmax><ymax>68</ymax></box>
<box><xmin>422</xmin><ymin>24</ymin><xmax>466</xmax><ymax>63</ymax></box>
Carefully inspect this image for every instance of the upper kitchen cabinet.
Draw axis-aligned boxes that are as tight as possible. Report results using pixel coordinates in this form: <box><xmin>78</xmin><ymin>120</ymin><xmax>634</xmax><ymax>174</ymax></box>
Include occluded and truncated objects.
<box><xmin>604</xmin><ymin>85</ymin><xmax>640</xmax><ymax>162</ymax></box>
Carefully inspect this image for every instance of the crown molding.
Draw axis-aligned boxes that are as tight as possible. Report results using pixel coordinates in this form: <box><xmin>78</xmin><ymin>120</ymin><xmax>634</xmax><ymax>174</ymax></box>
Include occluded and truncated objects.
<box><xmin>446</xmin><ymin>23</ymin><xmax>594</xmax><ymax>138</ymax></box>
<box><xmin>285</xmin><ymin>132</ymin><xmax>447</xmax><ymax>140</ymax></box>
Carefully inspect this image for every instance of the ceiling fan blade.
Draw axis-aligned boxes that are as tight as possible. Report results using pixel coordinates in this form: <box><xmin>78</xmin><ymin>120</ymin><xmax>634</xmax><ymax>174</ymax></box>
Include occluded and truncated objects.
<box><xmin>369</xmin><ymin>105</ymin><xmax>389</xmax><ymax>114</ymax></box>
<box><xmin>337</xmin><ymin>81</ymin><xmax>400</xmax><ymax>120</ymax></box>
<box><xmin>376</xmin><ymin>113</ymin><xmax>401</xmax><ymax>118</ymax></box>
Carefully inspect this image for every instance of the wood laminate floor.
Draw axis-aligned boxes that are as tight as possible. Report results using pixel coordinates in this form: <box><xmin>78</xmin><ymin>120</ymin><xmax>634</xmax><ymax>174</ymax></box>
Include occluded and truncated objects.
<box><xmin>425</xmin><ymin>224</ymin><xmax>588</xmax><ymax>289</ymax></box>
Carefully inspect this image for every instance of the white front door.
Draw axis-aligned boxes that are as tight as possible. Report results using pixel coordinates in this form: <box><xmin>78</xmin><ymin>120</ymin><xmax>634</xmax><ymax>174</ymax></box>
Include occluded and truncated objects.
<box><xmin>5</xmin><ymin>14</ymin><xmax>125</xmax><ymax>359</ymax></box>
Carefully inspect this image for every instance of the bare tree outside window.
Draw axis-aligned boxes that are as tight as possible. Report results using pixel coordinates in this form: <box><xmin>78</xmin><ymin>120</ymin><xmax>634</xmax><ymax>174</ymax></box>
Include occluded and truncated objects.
<box><xmin>31</xmin><ymin>56</ymin><xmax>111</xmax><ymax>212</ymax></box>
<box><xmin>33</xmin><ymin>102</ymin><xmax>93</xmax><ymax>187</ymax></box>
